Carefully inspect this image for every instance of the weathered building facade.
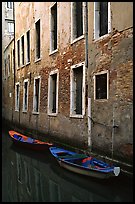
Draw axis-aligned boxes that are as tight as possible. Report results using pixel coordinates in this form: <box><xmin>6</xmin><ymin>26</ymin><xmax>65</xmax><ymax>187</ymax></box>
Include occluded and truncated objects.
<box><xmin>13</xmin><ymin>2</ymin><xmax>88</xmax><ymax>148</ymax></box>
<box><xmin>87</xmin><ymin>2</ymin><xmax>133</xmax><ymax>164</ymax></box>
<box><xmin>2</xmin><ymin>2</ymin><xmax>14</xmax><ymax>119</ymax></box>
<box><xmin>2</xmin><ymin>2</ymin><xmax>133</xmax><ymax>170</ymax></box>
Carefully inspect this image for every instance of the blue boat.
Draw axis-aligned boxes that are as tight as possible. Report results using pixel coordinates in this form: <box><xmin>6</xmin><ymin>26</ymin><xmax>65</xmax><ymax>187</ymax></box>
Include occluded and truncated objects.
<box><xmin>49</xmin><ymin>147</ymin><xmax>120</xmax><ymax>179</ymax></box>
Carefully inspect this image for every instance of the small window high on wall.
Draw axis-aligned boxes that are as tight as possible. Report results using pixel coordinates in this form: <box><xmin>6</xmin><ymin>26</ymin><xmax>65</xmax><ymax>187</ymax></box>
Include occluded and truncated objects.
<box><xmin>94</xmin><ymin>2</ymin><xmax>111</xmax><ymax>40</ymax></box>
<box><xmin>7</xmin><ymin>2</ymin><xmax>13</xmax><ymax>9</ymax></box>
<box><xmin>21</xmin><ymin>35</ymin><xmax>24</xmax><ymax>66</ymax></box>
<box><xmin>8</xmin><ymin>22</ymin><xmax>14</xmax><ymax>33</ymax></box>
<box><xmin>35</xmin><ymin>19</ymin><xmax>40</xmax><ymax>60</ymax></box>
<box><xmin>17</xmin><ymin>39</ymin><xmax>20</xmax><ymax>67</ymax></box>
<box><xmin>71</xmin><ymin>2</ymin><xmax>84</xmax><ymax>42</ymax></box>
<box><xmin>33</xmin><ymin>77</ymin><xmax>40</xmax><ymax>113</ymax></box>
<box><xmin>50</xmin><ymin>3</ymin><xmax>57</xmax><ymax>53</ymax></box>
<box><xmin>26</xmin><ymin>30</ymin><xmax>30</xmax><ymax>63</ymax></box>
<box><xmin>94</xmin><ymin>71</ymin><xmax>109</xmax><ymax>100</ymax></box>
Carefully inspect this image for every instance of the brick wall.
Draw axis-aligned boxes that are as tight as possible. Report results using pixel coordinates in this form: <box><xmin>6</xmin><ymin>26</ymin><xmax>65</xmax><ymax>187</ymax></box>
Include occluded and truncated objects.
<box><xmin>88</xmin><ymin>28</ymin><xmax>133</xmax><ymax>163</ymax></box>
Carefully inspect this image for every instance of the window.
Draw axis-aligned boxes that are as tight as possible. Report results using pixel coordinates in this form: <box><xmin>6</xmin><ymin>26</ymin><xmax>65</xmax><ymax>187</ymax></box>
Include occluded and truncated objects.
<box><xmin>48</xmin><ymin>70</ymin><xmax>59</xmax><ymax>115</ymax></box>
<box><xmin>50</xmin><ymin>3</ymin><xmax>57</xmax><ymax>53</ymax></box>
<box><xmin>35</xmin><ymin>19</ymin><xmax>40</xmax><ymax>59</ymax></box>
<box><xmin>23</xmin><ymin>80</ymin><xmax>29</xmax><ymax>112</ymax></box>
<box><xmin>33</xmin><ymin>77</ymin><xmax>40</xmax><ymax>113</ymax></box>
<box><xmin>21</xmin><ymin>35</ymin><xmax>24</xmax><ymax>66</ymax></box>
<box><xmin>26</xmin><ymin>30</ymin><xmax>30</xmax><ymax>63</ymax></box>
<box><xmin>70</xmin><ymin>62</ymin><xmax>85</xmax><ymax>117</ymax></box>
<box><xmin>17</xmin><ymin>40</ymin><xmax>20</xmax><ymax>67</ymax></box>
<box><xmin>71</xmin><ymin>2</ymin><xmax>84</xmax><ymax>42</ymax></box>
<box><xmin>94</xmin><ymin>2</ymin><xmax>111</xmax><ymax>40</ymax></box>
<box><xmin>94</xmin><ymin>71</ymin><xmax>109</xmax><ymax>100</ymax></box>
<box><xmin>7</xmin><ymin>2</ymin><xmax>13</xmax><ymax>9</ymax></box>
<box><xmin>15</xmin><ymin>83</ymin><xmax>20</xmax><ymax>111</ymax></box>
<box><xmin>8</xmin><ymin>22</ymin><xmax>14</xmax><ymax>33</ymax></box>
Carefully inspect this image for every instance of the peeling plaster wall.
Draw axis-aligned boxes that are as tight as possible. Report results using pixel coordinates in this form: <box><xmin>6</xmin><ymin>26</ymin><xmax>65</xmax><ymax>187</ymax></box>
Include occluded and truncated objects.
<box><xmin>13</xmin><ymin>2</ymin><xmax>87</xmax><ymax>149</ymax></box>
<box><xmin>88</xmin><ymin>2</ymin><xmax>133</xmax><ymax>163</ymax></box>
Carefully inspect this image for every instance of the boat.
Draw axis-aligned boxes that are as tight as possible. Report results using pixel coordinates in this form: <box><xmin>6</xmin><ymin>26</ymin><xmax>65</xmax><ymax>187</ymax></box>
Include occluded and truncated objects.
<box><xmin>9</xmin><ymin>130</ymin><xmax>53</xmax><ymax>151</ymax></box>
<box><xmin>49</xmin><ymin>147</ymin><xmax>120</xmax><ymax>179</ymax></box>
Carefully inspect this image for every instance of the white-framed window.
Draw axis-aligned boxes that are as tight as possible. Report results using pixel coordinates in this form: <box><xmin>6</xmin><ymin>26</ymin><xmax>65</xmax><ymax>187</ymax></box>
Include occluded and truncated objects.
<box><xmin>71</xmin><ymin>2</ymin><xmax>85</xmax><ymax>43</ymax></box>
<box><xmin>48</xmin><ymin>69</ymin><xmax>59</xmax><ymax>116</ymax></box>
<box><xmin>15</xmin><ymin>82</ymin><xmax>20</xmax><ymax>111</ymax></box>
<box><xmin>33</xmin><ymin>76</ymin><xmax>41</xmax><ymax>113</ymax></box>
<box><xmin>93</xmin><ymin>70</ymin><xmax>109</xmax><ymax>100</ymax></box>
<box><xmin>17</xmin><ymin>39</ymin><xmax>20</xmax><ymax>67</ymax></box>
<box><xmin>26</xmin><ymin>30</ymin><xmax>30</xmax><ymax>63</ymax></box>
<box><xmin>35</xmin><ymin>19</ymin><xmax>40</xmax><ymax>60</ymax></box>
<box><xmin>50</xmin><ymin>2</ymin><xmax>57</xmax><ymax>54</ymax></box>
<box><xmin>23</xmin><ymin>79</ymin><xmax>29</xmax><ymax>112</ymax></box>
<box><xmin>94</xmin><ymin>2</ymin><xmax>111</xmax><ymax>40</ymax></box>
<box><xmin>7</xmin><ymin>2</ymin><xmax>13</xmax><ymax>9</ymax></box>
<box><xmin>70</xmin><ymin>62</ymin><xmax>85</xmax><ymax>118</ymax></box>
<box><xmin>21</xmin><ymin>35</ymin><xmax>24</xmax><ymax>66</ymax></box>
<box><xmin>8</xmin><ymin>22</ymin><xmax>14</xmax><ymax>33</ymax></box>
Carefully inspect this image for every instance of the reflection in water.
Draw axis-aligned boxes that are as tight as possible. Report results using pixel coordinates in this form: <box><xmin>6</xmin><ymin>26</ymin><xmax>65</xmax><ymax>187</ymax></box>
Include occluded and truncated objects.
<box><xmin>2</xmin><ymin>128</ymin><xmax>133</xmax><ymax>202</ymax></box>
<box><xmin>49</xmin><ymin>180</ymin><xmax>61</xmax><ymax>202</ymax></box>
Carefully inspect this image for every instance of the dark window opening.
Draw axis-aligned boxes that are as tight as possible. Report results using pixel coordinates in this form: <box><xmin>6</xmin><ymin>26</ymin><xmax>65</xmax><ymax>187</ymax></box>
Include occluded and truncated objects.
<box><xmin>35</xmin><ymin>20</ymin><xmax>40</xmax><ymax>59</ymax></box>
<box><xmin>35</xmin><ymin>78</ymin><xmax>40</xmax><ymax>112</ymax></box>
<box><xmin>21</xmin><ymin>35</ymin><xmax>24</xmax><ymax>65</ymax></box>
<box><xmin>73</xmin><ymin>2</ymin><xmax>83</xmax><ymax>40</ymax></box>
<box><xmin>96</xmin><ymin>73</ymin><xmax>107</xmax><ymax>99</ymax></box>
<box><xmin>99</xmin><ymin>2</ymin><xmax>108</xmax><ymax>37</ymax></box>
<box><xmin>74</xmin><ymin>66</ymin><xmax>83</xmax><ymax>114</ymax></box>
<box><xmin>24</xmin><ymin>82</ymin><xmax>28</xmax><ymax>110</ymax></box>
<box><xmin>7</xmin><ymin>2</ymin><xmax>13</xmax><ymax>9</ymax></box>
<box><xmin>52</xmin><ymin>74</ymin><xmax>57</xmax><ymax>113</ymax></box>
<box><xmin>16</xmin><ymin>84</ymin><xmax>19</xmax><ymax>110</ymax></box>
<box><xmin>51</xmin><ymin>3</ymin><xmax>57</xmax><ymax>51</ymax></box>
<box><xmin>76</xmin><ymin>2</ymin><xmax>83</xmax><ymax>38</ymax></box>
<box><xmin>27</xmin><ymin>30</ymin><xmax>30</xmax><ymax>62</ymax></box>
<box><xmin>17</xmin><ymin>40</ymin><xmax>20</xmax><ymax>67</ymax></box>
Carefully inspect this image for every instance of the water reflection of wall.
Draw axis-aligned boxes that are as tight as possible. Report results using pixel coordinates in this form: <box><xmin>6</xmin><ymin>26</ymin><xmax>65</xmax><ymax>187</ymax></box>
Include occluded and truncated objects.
<box><xmin>6</xmin><ymin>147</ymin><xmax>132</xmax><ymax>202</ymax></box>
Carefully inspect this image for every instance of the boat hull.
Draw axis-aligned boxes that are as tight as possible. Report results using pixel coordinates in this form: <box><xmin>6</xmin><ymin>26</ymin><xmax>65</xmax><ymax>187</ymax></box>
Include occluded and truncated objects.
<box><xmin>49</xmin><ymin>147</ymin><xmax>120</xmax><ymax>179</ymax></box>
<box><xmin>58</xmin><ymin>160</ymin><xmax>115</xmax><ymax>179</ymax></box>
<box><xmin>9</xmin><ymin>130</ymin><xmax>53</xmax><ymax>151</ymax></box>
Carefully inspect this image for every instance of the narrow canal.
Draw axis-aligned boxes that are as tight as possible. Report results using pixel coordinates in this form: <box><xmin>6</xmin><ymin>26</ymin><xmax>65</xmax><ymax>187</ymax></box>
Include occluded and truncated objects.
<box><xmin>2</xmin><ymin>127</ymin><xmax>133</xmax><ymax>202</ymax></box>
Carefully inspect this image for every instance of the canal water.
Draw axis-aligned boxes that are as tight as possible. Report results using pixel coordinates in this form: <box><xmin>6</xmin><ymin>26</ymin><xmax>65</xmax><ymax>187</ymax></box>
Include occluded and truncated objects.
<box><xmin>2</xmin><ymin>127</ymin><xmax>133</xmax><ymax>202</ymax></box>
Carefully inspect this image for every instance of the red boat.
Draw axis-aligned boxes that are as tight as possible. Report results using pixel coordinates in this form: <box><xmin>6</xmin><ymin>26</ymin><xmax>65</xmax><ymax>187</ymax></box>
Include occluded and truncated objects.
<box><xmin>9</xmin><ymin>130</ymin><xmax>53</xmax><ymax>151</ymax></box>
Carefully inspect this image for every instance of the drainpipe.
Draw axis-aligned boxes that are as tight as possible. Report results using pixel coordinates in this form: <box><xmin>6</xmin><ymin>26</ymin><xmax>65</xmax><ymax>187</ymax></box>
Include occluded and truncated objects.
<box><xmin>12</xmin><ymin>2</ymin><xmax>15</xmax><ymax>126</ymax></box>
<box><xmin>13</xmin><ymin>2</ymin><xmax>15</xmax><ymax>89</ymax></box>
<box><xmin>84</xmin><ymin>2</ymin><xmax>91</xmax><ymax>149</ymax></box>
<box><xmin>84</xmin><ymin>2</ymin><xmax>88</xmax><ymax>69</ymax></box>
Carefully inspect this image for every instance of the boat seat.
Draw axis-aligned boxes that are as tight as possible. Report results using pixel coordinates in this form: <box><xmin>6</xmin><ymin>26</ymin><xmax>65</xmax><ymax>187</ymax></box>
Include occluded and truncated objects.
<box><xmin>26</xmin><ymin>137</ymin><xmax>34</xmax><ymax>143</ymax></box>
<box><xmin>13</xmin><ymin>134</ymin><xmax>22</xmax><ymax>141</ymax></box>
